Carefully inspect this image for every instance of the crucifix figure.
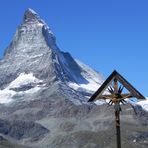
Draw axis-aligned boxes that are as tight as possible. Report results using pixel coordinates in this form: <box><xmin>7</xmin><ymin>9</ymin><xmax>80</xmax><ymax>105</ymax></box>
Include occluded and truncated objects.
<box><xmin>88</xmin><ymin>70</ymin><xmax>146</xmax><ymax>148</ymax></box>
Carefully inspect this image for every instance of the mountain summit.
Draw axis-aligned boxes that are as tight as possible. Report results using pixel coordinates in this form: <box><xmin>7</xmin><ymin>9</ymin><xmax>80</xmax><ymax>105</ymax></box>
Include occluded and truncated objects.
<box><xmin>23</xmin><ymin>8</ymin><xmax>43</xmax><ymax>23</ymax></box>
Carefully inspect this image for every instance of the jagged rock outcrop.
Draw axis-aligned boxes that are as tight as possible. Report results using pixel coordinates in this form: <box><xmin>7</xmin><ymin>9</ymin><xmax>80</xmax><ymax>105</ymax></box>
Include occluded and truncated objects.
<box><xmin>0</xmin><ymin>119</ymin><xmax>49</xmax><ymax>140</ymax></box>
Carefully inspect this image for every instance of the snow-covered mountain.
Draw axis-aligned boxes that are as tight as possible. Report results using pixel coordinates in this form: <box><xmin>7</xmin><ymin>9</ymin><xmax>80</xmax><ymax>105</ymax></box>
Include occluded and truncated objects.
<box><xmin>122</xmin><ymin>97</ymin><xmax>148</xmax><ymax>112</ymax></box>
<box><xmin>135</xmin><ymin>97</ymin><xmax>148</xmax><ymax>111</ymax></box>
<box><xmin>0</xmin><ymin>8</ymin><xmax>104</xmax><ymax>105</ymax></box>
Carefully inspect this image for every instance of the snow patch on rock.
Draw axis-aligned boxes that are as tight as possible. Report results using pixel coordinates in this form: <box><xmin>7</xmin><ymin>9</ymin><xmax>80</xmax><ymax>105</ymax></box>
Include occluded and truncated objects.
<box><xmin>0</xmin><ymin>73</ymin><xmax>44</xmax><ymax>104</ymax></box>
<box><xmin>8</xmin><ymin>73</ymin><xmax>42</xmax><ymax>89</ymax></box>
<box><xmin>0</xmin><ymin>89</ymin><xmax>14</xmax><ymax>103</ymax></box>
<box><xmin>68</xmin><ymin>82</ymin><xmax>100</xmax><ymax>92</ymax></box>
<box><xmin>124</xmin><ymin>97</ymin><xmax>148</xmax><ymax>112</ymax></box>
<box><xmin>136</xmin><ymin>97</ymin><xmax>148</xmax><ymax>111</ymax></box>
<box><xmin>68</xmin><ymin>60</ymin><xmax>104</xmax><ymax>93</ymax></box>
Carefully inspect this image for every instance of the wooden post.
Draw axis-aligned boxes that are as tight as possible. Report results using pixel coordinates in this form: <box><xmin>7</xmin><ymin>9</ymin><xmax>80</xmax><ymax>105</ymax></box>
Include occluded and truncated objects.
<box><xmin>114</xmin><ymin>78</ymin><xmax>121</xmax><ymax>148</ymax></box>
<box><xmin>113</xmin><ymin>78</ymin><xmax>118</xmax><ymax>93</ymax></box>
<box><xmin>115</xmin><ymin>103</ymin><xmax>121</xmax><ymax>148</ymax></box>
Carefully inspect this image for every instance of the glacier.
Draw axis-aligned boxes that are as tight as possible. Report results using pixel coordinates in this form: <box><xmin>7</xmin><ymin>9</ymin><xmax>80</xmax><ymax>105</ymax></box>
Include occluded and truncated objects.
<box><xmin>0</xmin><ymin>73</ymin><xmax>45</xmax><ymax>104</ymax></box>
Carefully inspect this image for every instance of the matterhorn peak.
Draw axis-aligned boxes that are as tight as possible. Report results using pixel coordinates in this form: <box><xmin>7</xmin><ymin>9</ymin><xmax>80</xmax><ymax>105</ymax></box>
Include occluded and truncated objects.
<box><xmin>3</xmin><ymin>8</ymin><xmax>56</xmax><ymax>58</ymax></box>
<box><xmin>23</xmin><ymin>8</ymin><xmax>43</xmax><ymax>23</ymax></box>
<box><xmin>0</xmin><ymin>8</ymin><xmax>104</xmax><ymax>101</ymax></box>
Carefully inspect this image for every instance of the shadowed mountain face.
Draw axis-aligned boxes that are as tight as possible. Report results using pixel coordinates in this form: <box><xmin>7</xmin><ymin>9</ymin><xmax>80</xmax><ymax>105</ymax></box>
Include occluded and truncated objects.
<box><xmin>0</xmin><ymin>8</ymin><xmax>147</xmax><ymax>148</ymax></box>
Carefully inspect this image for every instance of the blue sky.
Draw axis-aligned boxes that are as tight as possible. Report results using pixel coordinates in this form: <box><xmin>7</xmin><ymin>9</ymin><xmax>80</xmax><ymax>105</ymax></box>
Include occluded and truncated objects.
<box><xmin>0</xmin><ymin>0</ymin><xmax>148</xmax><ymax>96</ymax></box>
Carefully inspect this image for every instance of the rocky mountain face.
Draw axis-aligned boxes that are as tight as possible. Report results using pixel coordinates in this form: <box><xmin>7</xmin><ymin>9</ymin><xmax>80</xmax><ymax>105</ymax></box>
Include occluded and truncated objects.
<box><xmin>0</xmin><ymin>8</ymin><xmax>104</xmax><ymax>105</ymax></box>
<box><xmin>0</xmin><ymin>8</ymin><xmax>147</xmax><ymax>148</ymax></box>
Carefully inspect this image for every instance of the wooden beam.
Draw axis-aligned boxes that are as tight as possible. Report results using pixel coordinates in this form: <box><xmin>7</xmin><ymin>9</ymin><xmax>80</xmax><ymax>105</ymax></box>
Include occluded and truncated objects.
<box><xmin>88</xmin><ymin>70</ymin><xmax>146</xmax><ymax>102</ymax></box>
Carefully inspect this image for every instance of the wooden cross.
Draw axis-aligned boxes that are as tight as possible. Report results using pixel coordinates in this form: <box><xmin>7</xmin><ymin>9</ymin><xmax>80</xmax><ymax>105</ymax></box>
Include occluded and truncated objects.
<box><xmin>88</xmin><ymin>70</ymin><xmax>146</xmax><ymax>148</ymax></box>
